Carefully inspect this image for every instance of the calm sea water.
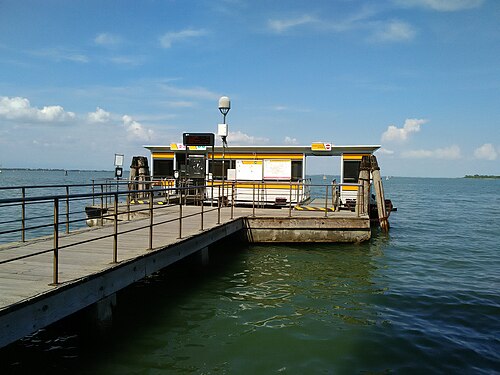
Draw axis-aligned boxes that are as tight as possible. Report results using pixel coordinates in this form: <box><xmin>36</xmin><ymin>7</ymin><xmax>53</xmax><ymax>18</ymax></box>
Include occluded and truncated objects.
<box><xmin>0</xmin><ymin>171</ymin><xmax>499</xmax><ymax>374</ymax></box>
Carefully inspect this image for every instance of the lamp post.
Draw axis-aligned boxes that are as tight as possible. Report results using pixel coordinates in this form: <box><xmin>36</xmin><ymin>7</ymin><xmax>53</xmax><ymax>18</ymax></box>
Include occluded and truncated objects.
<box><xmin>218</xmin><ymin>96</ymin><xmax>230</xmax><ymax>204</ymax></box>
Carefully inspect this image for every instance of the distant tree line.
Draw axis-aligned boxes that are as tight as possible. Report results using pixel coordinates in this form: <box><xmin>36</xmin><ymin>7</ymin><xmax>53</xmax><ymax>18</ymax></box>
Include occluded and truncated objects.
<box><xmin>464</xmin><ymin>174</ymin><xmax>500</xmax><ymax>179</ymax></box>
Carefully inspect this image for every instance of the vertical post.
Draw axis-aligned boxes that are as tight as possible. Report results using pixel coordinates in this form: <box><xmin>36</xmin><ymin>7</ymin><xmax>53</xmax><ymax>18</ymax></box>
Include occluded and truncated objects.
<box><xmin>289</xmin><ymin>182</ymin><xmax>292</xmax><ymax>217</ymax></box>
<box><xmin>371</xmin><ymin>155</ymin><xmax>389</xmax><ymax>233</ymax></box>
<box><xmin>252</xmin><ymin>183</ymin><xmax>256</xmax><ymax>217</ymax></box>
<box><xmin>325</xmin><ymin>185</ymin><xmax>329</xmax><ymax>217</ymax></box>
<box><xmin>52</xmin><ymin>198</ymin><xmax>59</xmax><ymax>285</ymax></box>
<box><xmin>92</xmin><ymin>179</ymin><xmax>95</xmax><ymax>206</ymax></box>
<box><xmin>113</xmin><ymin>193</ymin><xmax>118</xmax><ymax>263</ymax></box>
<box><xmin>200</xmin><ymin>186</ymin><xmax>204</xmax><ymax>231</ymax></box>
<box><xmin>100</xmin><ymin>184</ymin><xmax>104</xmax><ymax>226</ymax></box>
<box><xmin>126</xmin><ymin>192</ymin><xmax>131</xmax><ymax>221</ymax></box>
<box><xmin>211</xmin><ymin>145</ymin><xmax>214</xmax><ymax>207</ymax></box>
<box><xmin>178</xmin><ymin>188</ymin><xmax>183</xmax><ymax>239</ymax></box>
<box><xmin>217</xmin><ymin>185</ymin><xmax>221</xmax><ymax>224</ymax></box>
<box><xmin>21</xmin><ymin>187</ymin><xmax>26</xmax><ymax>242</ymax></box>
<box><xmin>65</xmin><ymin>185</ymin><xmax>70</xmax><ymax>234</ymax></box>
<box><xmin>231</xmin><ymin>182</ymin><xmax>234</xmax><ymax>220</ymax></box>
<box><xmin>149</xmin><ymin>190</ymin><xmax>154</xmax><ymax>250</ymax></box>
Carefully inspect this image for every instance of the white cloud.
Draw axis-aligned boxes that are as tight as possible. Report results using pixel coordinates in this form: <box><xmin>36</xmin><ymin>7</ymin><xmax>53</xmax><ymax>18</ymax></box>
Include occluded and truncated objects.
<box><xmin>32</xmin><ymin>48</ymin><xmax>89</xmax><ymax>63</ymax></box>
<box><xmin>474</xmin><ymin>143</ymin><xmax>498</xmax><ymax>160</ymax></box>
<box><xmin>109</xmin><ymin>56</ymin><xmax>145</xmax><ymax>66</ymax></box>
<box><xmin>94</xmin><ymin>33</ymin><xmax>122</xmax><ymax>46</ymax></box>
<box><xmin>284</xmin><ymin>136</ymin><xmax>298</xmax><ymax>145</ymax></box>
<box><xmin>402</xmin><ymin>145</ymin><xmax>461</xmax><ymax>159</ymax></box>
<box><xmin>122</xmin><ymin>115</ymin><xmax>154</xmax><ymax>142</ymax></box>
<box><xmin>165</xmin><ymin>101</ymin><xmax>195</xmax><ymax>108</ymax></box>
<box><xmin>159</xmin><ymin>83</ymin><xmax>220</xmax><ymax>100</ymax></box>
<box><xmin>0</xmin><ymin>96</ymin><xmax>76</xmax><ymax>122</ymax></box>
<box><xmin>394</xmin><ymin>0</ymin><xmax>484</xmax><ymax>11</ymax></box>
<box><xmin>268</xmin><ymin>15</ymin><xmax>318</xmax><ymax>33</ymax></box>
<box><xmin>377</xmin><ymin>148</ymin><xmax>395</xmax><ymax>155</ymax></box>
<box><xmin>88</xmin><ymin>107</ymin><xmax>111</xmax><ymax>123</ymax></box>
<box><xmin>381</xmin><ymin>118</ymin><xmax>427</xmax><ymax>142</ymax></box>
<box><xmin>226</xmin><ymin>131</ymin><xmax>269</xmax><ymax>145</ymax></box>
<box><xmin>371</xmin><ymin>20</ymin><xmax>416</xmax><ymax>42</ymax></box>
<box><xmin>159</xmin><ymin>28</ymin><xmax>208</xmax><ymax>48</ymax></box>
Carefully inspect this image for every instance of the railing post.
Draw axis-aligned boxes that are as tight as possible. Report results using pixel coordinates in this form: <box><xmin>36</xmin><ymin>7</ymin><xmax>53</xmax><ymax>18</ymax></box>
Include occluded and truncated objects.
<box><xmin>325</xmin><ymin>185</ymin><xmax>328</xmax><ymax>217</ymax></box>
<box><xmin>252</xmin><ymin>183</ymin><xmax>256</xmax><ymax>217</ymax></box>
<box><xmin>65</xmin><ymin>185</ymin><xmax>70</xmax><ymax>234</ymax></box>
<box><xmin>200</xmin><ymin>186</ymin><xmax>204</xmax><ymax>231</ymax></box>
<box><xmin>231</xmin><ymin>182</ymin><xmax>234</xmax><ymax>220</ymax></box>
<box><xmin>100</xmin><ymin>184</ymin><xmax>104</xmax><ymax>226</ymax></box>
<box><xmin>217</xmin><ymin>185</ymin><xmax>221</xmax><ymax>224</ymax></box>
<box><xmin>149</xmin><ymin>190</ymin><xmax>154</xmax><ymax>250</ymax></box>
<box><xmin>52</xmin><ymin>198</ymin><xmax>59</xmax><ymax>285</ymax></box>
<box><xmin>21</xmin><ymin>187</ymin><xmax>26</xmax><ymax>242</ymax></box>
<box><xmin>113</xmin><ymin>193</ymin><xmax>118</xmax><ymax>262</ymax></box>
<box><xmin>178</xmin><ymin>188</ymin><xmax>183</xmax><ymax>239</ymax></box>
<box><xmin>289</xmin><ymin>182</ymin><xmax>292</xmax><ymax>217</ymax></box>
<box><xmin>126</xmin><ymin>186</ymin><xmax>131</xmax><ymax>221</ymax></box>
<box><xmin>92</xmin><ymin>179</ymin><xmax>95</xmax><ymax>206</ymax></box>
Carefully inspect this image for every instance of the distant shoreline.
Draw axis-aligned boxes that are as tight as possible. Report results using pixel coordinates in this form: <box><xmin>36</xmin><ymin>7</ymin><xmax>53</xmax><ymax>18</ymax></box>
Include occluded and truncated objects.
<box><xmin>464</xmin><ymin>174</ymin><xmax>500</xmax><ymax>179</ymax></box>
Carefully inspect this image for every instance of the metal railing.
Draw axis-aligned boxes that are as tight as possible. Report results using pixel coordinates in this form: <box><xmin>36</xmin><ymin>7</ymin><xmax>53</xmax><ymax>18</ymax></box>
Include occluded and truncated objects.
<box><xmin>0</xmin><ymin>179</ymin><xmax>366</xmax><ymax>285</ymax></box>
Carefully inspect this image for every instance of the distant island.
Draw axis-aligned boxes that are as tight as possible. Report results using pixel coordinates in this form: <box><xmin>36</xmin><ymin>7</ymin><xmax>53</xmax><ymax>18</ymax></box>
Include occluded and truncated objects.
<box><xmin>464</xmin><ymin>174</ymin><xmax>500</xmax><ymax>179</ymax></box>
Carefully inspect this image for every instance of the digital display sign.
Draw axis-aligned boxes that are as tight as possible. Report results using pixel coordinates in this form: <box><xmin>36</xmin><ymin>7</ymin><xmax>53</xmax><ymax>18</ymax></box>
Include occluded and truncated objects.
<box><xmin>183</xmin><ymin>133</ymin><xmax>215</xmax><ymax>147</ymax></box>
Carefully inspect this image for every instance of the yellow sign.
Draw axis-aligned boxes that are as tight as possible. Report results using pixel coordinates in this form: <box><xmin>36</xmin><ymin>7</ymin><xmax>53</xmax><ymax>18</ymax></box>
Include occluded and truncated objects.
<box><xmin>311</xmin><ymin>142</ymin><xmax>332</xmax><ymax>151</ymax></box>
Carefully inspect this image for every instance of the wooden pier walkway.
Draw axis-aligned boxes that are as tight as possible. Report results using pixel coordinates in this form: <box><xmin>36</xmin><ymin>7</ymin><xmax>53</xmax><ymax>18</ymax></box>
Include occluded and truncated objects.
<box><xmin>0</xmin><ymin>204</ymin><xmax>369</xmax><ymax>348</ymax></box>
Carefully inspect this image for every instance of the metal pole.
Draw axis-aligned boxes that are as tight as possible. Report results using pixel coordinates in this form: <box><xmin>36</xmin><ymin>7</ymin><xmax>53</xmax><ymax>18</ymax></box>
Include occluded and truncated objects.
<box><xmin>92</xmin><ymin>179</ymin><xmax>95</xmax><ymax>206</ymax></box>
<box><xmin>217</xmin><ymin>185</ymin><xmax>221</xmax><ymax>224</ymax></box>
<box><xmin>52</xmin><ymin>198</ymin><xmax>59</xmax><ymax>285</ymax></box>
<box><xmin>252</xmin><ymin>183</ymin><xmax>256</xmax><ymax>217</ymax></box>
<box><xmin>178</xmin><ymin>188</ymin><xmax>183</xmax><ymax>239</ymax></box>
<box><xmin>65</xmin><ymin>185</ymin><xmax>70</xmax><ymax>234</ymax></box>
<box><xmin>211</xmin><ymin>145</ymin><xmax>214</xmax><ymax>207</ymax></box>
<box><xmin>149</xmin><ymin>190</ymin><xmax>154</xmax><ymax>250</ymax></box>
<box><xmin>325</xmin><ymin>185</ymin><xmax>328</xmax><ymax>217</ymax></box>
<box><xmin>21</xmin><ymin>187</ymin><xmax>26</xmax><ymax>242</ymax></box>
<box><xmin>231</xmin><ymin>181</ymin><xmax>234</xmax><ymax>220</ymax></box>
<box><xmin>289</xmin><ymin>182</ymin><xmax>292</xmax><ymax>217</ymax></box>
<box><xmin>113</xmin><ymin>193</ymin><xmax>118</xmax><ymax>262</ymax></box>
<box><xmin>100</xmin><ymin>184</ymin><xmax>104</xmax><ymax>226</ymax></box>
<box><xmin>200</xmin><ymin>186</ymin><xmax>204</xmax><ymax>231</ymax></box>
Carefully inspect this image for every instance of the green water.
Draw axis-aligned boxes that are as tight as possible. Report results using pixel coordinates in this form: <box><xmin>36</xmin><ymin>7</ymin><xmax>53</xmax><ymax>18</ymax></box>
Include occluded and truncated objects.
<box><xmin>0</xmin><ymin>173</ymin><xmax>499</xmax><ymax>373</ymax></box>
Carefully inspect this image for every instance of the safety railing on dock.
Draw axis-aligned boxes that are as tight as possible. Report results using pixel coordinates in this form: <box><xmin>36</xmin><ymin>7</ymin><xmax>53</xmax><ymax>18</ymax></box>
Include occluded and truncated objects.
<box><xmin>0</xmin><ymin>179</ymin><xmax>366</xmax><ymax>285</ymax></box>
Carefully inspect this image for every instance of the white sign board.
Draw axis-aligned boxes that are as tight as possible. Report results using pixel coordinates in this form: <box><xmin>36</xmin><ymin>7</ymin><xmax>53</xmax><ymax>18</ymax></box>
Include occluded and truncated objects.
<box><xmin>263</xmin><ymin>159</ymin><xmax>291</xmax><ymax>180</ymax></box>
<box><xmin>236</xmin><ymin>160</ymin><xmax>263</xmax><ymax>180</ymax></box>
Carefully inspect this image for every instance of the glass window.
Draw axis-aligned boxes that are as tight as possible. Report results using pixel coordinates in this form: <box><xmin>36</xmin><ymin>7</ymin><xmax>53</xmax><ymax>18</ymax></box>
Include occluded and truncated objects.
<box><xmin>343</xmin><ymin>160</ymin><xmax>361</xmax><ymax>183</ymax></box>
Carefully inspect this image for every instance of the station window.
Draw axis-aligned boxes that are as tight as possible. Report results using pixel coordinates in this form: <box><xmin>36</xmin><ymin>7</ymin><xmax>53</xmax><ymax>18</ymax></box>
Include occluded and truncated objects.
<box><xmin>153</xmin><ymin>160</ymin><xmax>174</xmax><ymax>178</ymax></box>
<box><xmin>291</xmin><ymin>160</ymin><xmax>303</xmax><ymax>181</ymax></box>
<box><xmin>209</xmin><ymin>160</ymin><xmax>234</xmax><ymax>179</ymax></box>
<box><xmin>343</xmin><ymin>160</ymin><xmax>361</xmax><ymax>183</ymax></box>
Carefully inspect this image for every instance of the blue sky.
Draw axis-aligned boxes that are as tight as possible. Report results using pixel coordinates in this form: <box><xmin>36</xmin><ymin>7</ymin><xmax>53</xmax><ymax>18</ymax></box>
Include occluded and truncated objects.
<box><xmin>0</xmin><ymin>0</ymin><xmax>498</xmax><ymax>177</ymax></box>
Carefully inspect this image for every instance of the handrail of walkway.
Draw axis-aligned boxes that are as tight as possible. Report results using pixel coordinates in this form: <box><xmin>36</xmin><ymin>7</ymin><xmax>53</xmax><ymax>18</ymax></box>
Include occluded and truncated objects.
<box><xmin>0</xmin><ymin>179</ymin><xmax>365</xmax><ymax>285</ymax></box>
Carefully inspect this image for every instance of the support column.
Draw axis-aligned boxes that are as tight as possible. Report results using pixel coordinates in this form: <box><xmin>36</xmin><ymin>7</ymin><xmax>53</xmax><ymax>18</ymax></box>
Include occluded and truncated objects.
<box><xmin>196</xmin><ymin>246</ymin><xmax>210</xmax><ymax>266</ymax></box>
<box><xmin>370</xmin><ymin>155</ymin><xmax>389</xmax><ymax>232</ymax></box>
<box><xmin>92</xmin><ymin>293</ymin><xmax>117</xmax><ymax>330</ymax></box>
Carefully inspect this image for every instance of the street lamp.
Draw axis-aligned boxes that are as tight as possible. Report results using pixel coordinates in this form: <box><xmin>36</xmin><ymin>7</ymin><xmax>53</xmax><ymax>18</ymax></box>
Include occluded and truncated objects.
<box><xmin>218</xmin><ymin>96</ymin><xmax>230</xmax><ymax>204</ymax></box>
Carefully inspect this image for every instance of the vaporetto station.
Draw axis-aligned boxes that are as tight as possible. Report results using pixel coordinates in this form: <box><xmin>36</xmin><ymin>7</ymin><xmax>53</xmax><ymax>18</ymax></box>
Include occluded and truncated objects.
<box><xmin>144</xmin><ymin>141</ymin><xmax>381</xmax><ymax>208</ymax></box>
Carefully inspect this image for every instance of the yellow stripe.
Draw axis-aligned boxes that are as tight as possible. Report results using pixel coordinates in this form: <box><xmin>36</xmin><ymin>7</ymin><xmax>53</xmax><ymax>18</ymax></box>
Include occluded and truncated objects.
<box><xmin>152</xmin><ymin>152</ymin><xmax>175</xmax><ymax>159</ymax></box>
<box><xmin>207</xmin><ymin>153</ymin><xmax>303</xmax><ymax>160</ymax></box>
<box><xmin>343</xmin><ymin>154</ymin><xmax>368</xmax><ymax>160</ymax></box>
<box><xmin>241</xmin><ymin>160</ymin><xmax>263</xmax><ymax>165</ymax></box>
<box><xmin>342</xmin><ymin>185</ymin><xmax>359</xmax><ymax>191</ymax></box>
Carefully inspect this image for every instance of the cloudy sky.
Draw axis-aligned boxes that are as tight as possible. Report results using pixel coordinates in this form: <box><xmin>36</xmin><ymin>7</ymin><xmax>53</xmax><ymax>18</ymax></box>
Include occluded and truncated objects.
<box><xmin>0</xmin><ymin>0</ymin><xmax>498</xmax><ymax>177</ymax></box>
